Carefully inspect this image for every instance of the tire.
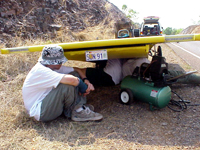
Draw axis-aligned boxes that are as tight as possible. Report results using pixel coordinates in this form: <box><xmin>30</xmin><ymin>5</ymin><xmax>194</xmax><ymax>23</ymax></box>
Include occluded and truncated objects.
<box><xmin>134</xmin><ymin>29</ymin><xmax>140</xmax><ymax>37</ymax></box>
<box><xmin>119</xmin><ymin>89</ymin><xmax>134</xmax><ymax>105</ymax></box>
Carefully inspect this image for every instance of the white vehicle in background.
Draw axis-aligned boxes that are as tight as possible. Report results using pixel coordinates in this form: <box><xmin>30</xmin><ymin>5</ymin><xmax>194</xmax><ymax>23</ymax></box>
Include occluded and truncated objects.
<box><xmin>134</xmin><ymin>16</ymin><xmax>163</xmax><ymax>37</ymax></box>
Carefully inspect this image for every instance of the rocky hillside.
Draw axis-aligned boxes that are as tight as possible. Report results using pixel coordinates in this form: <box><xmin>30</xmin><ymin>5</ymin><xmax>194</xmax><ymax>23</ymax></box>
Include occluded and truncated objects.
<box><xmin>181</xmin><ymin>25</ymin><xmax>200</xmax><ymax>34</ymax></box>
<box><xmin>0</xmin><ymin>0</ymin><xmax>133</xmax><ymax>47</ymax></box>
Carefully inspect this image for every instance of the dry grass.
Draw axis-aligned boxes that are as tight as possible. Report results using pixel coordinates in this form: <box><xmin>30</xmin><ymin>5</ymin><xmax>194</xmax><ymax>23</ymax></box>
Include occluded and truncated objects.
<box><xmin>0</xmin><ymin>38</ymin><xmax>200</xmax><ymax>149</ymax></box>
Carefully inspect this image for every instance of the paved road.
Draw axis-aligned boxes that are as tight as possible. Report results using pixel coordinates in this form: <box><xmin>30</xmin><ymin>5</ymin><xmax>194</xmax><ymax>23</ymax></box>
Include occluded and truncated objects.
<box><xmin>167</xmin><ymin>41</ymin><xmax>200</xmax><ymax>72</ymax></box>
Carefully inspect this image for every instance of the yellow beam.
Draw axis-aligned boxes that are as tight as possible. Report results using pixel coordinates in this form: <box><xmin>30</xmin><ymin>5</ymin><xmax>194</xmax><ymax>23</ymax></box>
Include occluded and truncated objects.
<box><xmin>1</xmin><ymin>36</ymin><xmax>164</xmax><ymax>54</ymax></box>
<box><xmin>1</xmin><ymin>34</ymin><xmax>200</xmax><ymax>61</ymax></box>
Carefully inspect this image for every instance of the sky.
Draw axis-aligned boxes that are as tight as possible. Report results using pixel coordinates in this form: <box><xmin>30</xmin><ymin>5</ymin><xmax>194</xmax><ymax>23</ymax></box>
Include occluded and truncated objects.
<box><xmin>108</xmin><ymin>0</ymin><xmax>200</xmax><ymax>29</ymax></box>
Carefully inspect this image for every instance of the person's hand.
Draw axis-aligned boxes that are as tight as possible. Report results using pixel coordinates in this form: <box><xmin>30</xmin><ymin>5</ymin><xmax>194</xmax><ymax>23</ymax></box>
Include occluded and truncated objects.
<box><xmin>84</xmin><ymin>79</ymin><xmax>95</xmax><ymax>91</ymax></box>
<box><xmin>80</xmin><ymin>79</ymin><xmax>94</xmax><ymax>96</ymax></box>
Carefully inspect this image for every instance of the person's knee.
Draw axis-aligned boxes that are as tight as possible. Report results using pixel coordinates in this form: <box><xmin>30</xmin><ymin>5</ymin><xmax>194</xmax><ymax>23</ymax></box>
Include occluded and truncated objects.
<box><xmin>57</xmin><ymin>83</ymin><xmax>75</xmax><ymax>94</ymax></box>
<box><xmin>57</xmin><ymin>83</ymin><xmax>77</xmax><ymax>107</ymax></box>
<box><xmin>69</xmin><ymin>71</ymin><xmax>80</xmax><ymax>78</ymax></box>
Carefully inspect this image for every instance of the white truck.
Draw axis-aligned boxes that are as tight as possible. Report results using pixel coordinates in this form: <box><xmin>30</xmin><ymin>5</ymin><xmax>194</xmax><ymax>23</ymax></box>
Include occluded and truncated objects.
<box><xmin>134</xmin><ymin>16</ymin><xmax>163</xmax><ymax>37</ymax></box>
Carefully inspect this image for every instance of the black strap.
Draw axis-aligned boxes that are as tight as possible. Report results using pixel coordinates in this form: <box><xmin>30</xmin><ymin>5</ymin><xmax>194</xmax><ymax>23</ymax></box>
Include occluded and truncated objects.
<box><xmin>82</xmin><ymin>78</ymin><xmax>88</xmax><ymax>82</ymax></box>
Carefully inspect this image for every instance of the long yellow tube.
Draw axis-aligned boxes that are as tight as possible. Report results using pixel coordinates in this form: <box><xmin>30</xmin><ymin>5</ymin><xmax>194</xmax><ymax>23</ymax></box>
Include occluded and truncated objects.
<box><xmin>0</xmin><ymin>36</ymin><xmax>164</xmax><ymax>54</ymax></box>
<box><xmin>1</xmin><ymin>34</ymin><xmax>200</xmax><ymax>60</ymax></box>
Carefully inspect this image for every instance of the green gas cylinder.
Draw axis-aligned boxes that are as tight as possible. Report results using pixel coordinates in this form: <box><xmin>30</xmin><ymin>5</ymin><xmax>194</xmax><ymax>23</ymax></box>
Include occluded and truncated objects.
<box><xmin>120</xmin><ymin>76</ymin><xmax>171</xmax><ymax>110</ymax></box>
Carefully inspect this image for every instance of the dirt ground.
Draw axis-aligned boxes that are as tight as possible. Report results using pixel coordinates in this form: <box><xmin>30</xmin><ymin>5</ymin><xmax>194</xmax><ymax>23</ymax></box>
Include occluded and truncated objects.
<box><xmin>84</xmin><ymin>43</ymin><xmax>200</xmax><ymax>148</ymax></box>
<box><xmin>1</xmin><ymin>43</ymin><xmax>199</xmax><ymax>149</ymax></box>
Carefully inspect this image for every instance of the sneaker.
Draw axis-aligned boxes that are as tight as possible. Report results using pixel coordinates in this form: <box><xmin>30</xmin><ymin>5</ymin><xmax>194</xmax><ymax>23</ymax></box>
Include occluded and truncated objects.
<box><xmin>84</xmin><ymin>104</ymin><xmax>94</xmax><ymax>111</ymax></box>
<box><xmin>71</xmin><ymin>105</ymin><xmax>103</xmax><ymax>122</ymax></box>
